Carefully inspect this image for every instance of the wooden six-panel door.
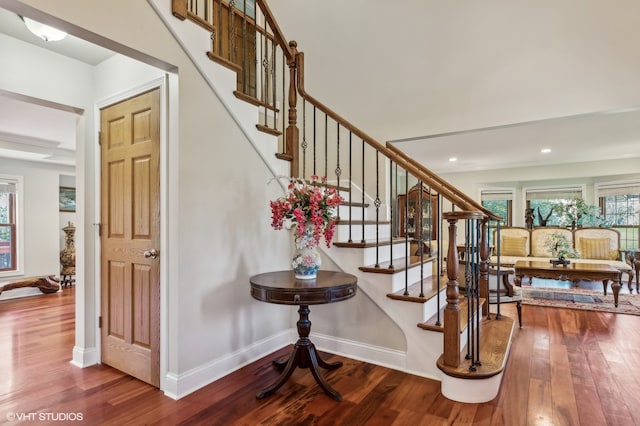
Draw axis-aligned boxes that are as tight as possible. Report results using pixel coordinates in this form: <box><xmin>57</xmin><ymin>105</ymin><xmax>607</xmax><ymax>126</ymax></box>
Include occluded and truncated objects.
<box><xmin>100</xmin><ymin>88</ymin><xmax>160</xmax><ymax>387</ymax></box>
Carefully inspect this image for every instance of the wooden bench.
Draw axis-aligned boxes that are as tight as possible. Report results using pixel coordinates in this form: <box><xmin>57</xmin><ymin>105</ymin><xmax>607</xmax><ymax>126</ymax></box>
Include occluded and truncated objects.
<box><xmin>0</xmin><ymin>275</ymin><xmax>60</xmax><ymax>296</ymax></box>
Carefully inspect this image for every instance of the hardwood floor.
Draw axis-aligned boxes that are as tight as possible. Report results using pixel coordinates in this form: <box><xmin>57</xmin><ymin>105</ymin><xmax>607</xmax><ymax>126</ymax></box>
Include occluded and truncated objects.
<box><xmin>1</xmin><ymin>286</ymin><xmax>640</xmax><ymax>425</ymax></box>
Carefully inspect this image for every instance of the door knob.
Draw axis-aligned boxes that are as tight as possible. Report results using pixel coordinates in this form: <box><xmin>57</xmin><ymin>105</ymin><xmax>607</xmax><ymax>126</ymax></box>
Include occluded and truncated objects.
<box><xmin>144</xmin><ymin>249</ymin><xmax>159</xmax><ymax>259</ymax></box>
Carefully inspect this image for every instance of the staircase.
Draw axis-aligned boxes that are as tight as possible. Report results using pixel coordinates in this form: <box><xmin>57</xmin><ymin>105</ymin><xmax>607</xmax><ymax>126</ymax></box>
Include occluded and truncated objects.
<box><xmin>158</xmin><ymin>0</ymin><xmax>515</xmax><ymax>403</ymax></box>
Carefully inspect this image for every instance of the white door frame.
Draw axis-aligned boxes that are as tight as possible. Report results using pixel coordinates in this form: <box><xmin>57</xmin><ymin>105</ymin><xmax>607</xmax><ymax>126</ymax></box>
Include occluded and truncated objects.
<box><xmin>92</xmin><ymin>75</ymin><xmax>173</xmax><ymax>392</ymax></box>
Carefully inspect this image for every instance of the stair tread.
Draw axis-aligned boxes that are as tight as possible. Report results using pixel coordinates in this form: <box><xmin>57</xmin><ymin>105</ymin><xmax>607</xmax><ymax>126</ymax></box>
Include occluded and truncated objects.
<box><xmin>361</xmin><ymin>255</ymin><xmax>435</xmax><ymax>274</ymax></box>
<box><xmin>418</xmin><ymin>296</ymin><xmax>486</xmax><ymax>332</ymax></box>
<box><xmin>336</xmin><ymin>219</ymin><xmax>391</xmax><ymax>225</ymax></box>
<box><xmin>333</xmin><ymin>238</ymin><xmax>407</xmax><ymax>248</ymax></box>
<box><xmin>301</xmin><ymin>180</ymin><xmax>350</xmax><ymax>193</ymax></box>
<box><xmin>386</xmin><ymin>277</ymin><xmax>441</xmax><ymax>303</ymax></box>
<box><xmin>437</xmin><ymin>315</ymin><xmax>515</xmax><ymax>379</ymax></box>
<box><xmin>233</xmin><ymin>90</ymin><xmax>279</xmax><ymax>112</ymax></box>
<box><xmin>339</xmin><ymin>201</ymin><xmax>369</xmax><ymax>208</ymax></box>
<box><xmin>256</xmin><ymin>124</ymin><xmax>282</xmax><ymax>136</ymax></box>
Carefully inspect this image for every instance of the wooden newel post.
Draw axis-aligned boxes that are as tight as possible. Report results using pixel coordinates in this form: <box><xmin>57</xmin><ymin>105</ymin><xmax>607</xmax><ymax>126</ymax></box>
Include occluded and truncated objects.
<box><xmin>286</xmin><ymin>40</ymin><xmax>300</xmax><ymax>178</ymax></box>
<box><xmin>479</xmin><ymin>219</ymin><xmax>489</xmax><ymax>316</ymax></box>
<box><xmin>443</xmin><ymin>214</ymin><xmax>461</xmax><ymax>368</ymax></box>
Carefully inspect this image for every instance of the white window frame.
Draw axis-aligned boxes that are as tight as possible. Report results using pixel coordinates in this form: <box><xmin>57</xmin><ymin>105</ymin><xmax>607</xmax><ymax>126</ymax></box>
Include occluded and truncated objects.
<box><xmin>522</xmin><ymin>185</ymin><xmax>586</xmax><ymax>227</ymax></box>
<box><xmin>480</xmin><ymin>187</ymin><xmax>515</xmax><ymax>226</ymax></box>
<box><xmin>595</xmin><ymin>180</ymin><xmax>640</xmax><ymax>199</ymax></box>
<box><xmin>595</xmin><ymin>180</ymin><xmax>640</xmax><ymax>248</ymax></box>
<box><xmin>523</xmin><ymin>185</ymin><xmax>586</xmax><ymax>202</ymax></box>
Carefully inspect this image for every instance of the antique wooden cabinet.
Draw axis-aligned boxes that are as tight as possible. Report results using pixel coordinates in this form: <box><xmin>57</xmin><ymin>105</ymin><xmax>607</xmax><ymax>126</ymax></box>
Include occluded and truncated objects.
<box><xmin>397</xmin><ymin>184</ymin><xmax>438</xmax><ymax>242</ymax></box>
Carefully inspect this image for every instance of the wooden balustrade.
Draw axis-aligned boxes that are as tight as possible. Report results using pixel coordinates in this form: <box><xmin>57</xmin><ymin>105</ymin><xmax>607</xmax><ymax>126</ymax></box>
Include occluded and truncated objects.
<box><xmin>441</xmin><ymin>211</ymin><xmax>488</xmax><ymax>369</ymax></box>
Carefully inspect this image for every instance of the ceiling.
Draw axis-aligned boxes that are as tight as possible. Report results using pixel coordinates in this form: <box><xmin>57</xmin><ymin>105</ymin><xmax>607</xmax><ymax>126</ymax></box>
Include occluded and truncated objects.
<box><xmin>268</xmin><ymin>0</ymin><xmax>640</xmax><ymax>175</ymax></box>
<box><xmin>0</xmin><ymin>7</ymin><xmax>114</xmax><ymax>166</ymax></box>
<box><xmin>2</xmin><ymin>3</ymin><xmax>640</xmax><ymax>174</ymax></box>
<box><xmin>390</xmin><ymin>108</ymin><xmax>640</xmax><ymax>174</ymax></box>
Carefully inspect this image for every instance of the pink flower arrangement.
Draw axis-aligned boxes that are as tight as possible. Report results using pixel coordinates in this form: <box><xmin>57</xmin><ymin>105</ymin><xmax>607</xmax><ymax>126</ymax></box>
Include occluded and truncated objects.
<box><xmin>270</xmin><ymin>176</ymin><xmax>344</xmax><ymax>247</ymax></box>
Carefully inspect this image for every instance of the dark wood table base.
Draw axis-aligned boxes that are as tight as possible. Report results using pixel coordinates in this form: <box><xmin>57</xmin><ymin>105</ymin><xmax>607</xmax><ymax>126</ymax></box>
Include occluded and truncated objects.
<box><xmin>250</xmin><ymin>271</ymin><xmax>357</xmax><ymax>401</ymax></box>
<box><xmin>514</xmin><ymin>261</ymin><xmax>622</xmax><ymax>307</ymax></box>
<box><xmin>257</xmin><ymin>304</ymin><xmax>344</xmax><ymax>401</ymax></box>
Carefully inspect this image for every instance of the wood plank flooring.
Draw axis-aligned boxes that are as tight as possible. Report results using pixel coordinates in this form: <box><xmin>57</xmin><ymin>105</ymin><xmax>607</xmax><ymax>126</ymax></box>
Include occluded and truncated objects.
<box><xmin>1</xmin><ymin>286</ymin><xmax>639</xmax><ymax>425</ymax></box>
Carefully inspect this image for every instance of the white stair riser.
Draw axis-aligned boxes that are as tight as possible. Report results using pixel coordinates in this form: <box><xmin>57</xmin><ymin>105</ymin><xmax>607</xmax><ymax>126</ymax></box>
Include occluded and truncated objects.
<box><xmin>335</xmin><ymin>223</ymin><xmax>391</xmax><ymax>241</ymax></box>
<box><xmin>390</xmin><ymin>261</ymin><xmax>435</xmax><ymax>293</ymax></box>
<box><xmin>338</xmin><ymin>204</ymin><xmax>367</xmax><ymax>221</ymax></box>
<box><xmin>360</xmin><ymin>241</ymin><xmax>411</xmax><ymax>266</ymax></box>
<box><xmin>420</xmin><ymin>288</ymin><xmax>448</xmax><ymax>322</ymax></box>
<box><xmin>358</xmin><ymin>263</ymin><xmax>436</xmax><ymax>299</ymax></box>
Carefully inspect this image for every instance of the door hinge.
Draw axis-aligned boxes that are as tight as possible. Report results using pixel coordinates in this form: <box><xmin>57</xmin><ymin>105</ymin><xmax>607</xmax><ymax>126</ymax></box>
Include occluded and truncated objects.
<box><xmin>98</xmin><ymin>131</ymin><xmax>102</xmax><ymax>146</ymax></box>
<box><xmin>98</xmin><ymin>316</ymin><xmax>102</xmax><ymax>329</ymax></box>
<box><xmin>98</xmin><ymin>223</ymin><xmax>102</xmax><ymax>237</ymax></box>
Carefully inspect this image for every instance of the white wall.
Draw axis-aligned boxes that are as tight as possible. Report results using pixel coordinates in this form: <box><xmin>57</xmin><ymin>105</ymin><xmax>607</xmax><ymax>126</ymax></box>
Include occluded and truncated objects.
<box><xmin>0</xmin><ymin>158</ymin><xmax>74</xmax><ymax>279</ymax></box>
<box><xmin>269</xmin><ymin>0</ymin><xmax>640</xmax><ymax>144</ymax></box>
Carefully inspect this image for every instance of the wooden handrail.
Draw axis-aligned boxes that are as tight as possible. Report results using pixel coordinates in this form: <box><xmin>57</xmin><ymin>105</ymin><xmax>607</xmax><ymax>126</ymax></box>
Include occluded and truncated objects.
<box><xmin>295</xmin><ymin>51</ymin><xmax>498</xmax><ymax>220</ymax></box>
<box><xmin>255</xmin><ymin>0</ymin><xmax>294</xmax><ymax>62</ymax></box>
<box><xmin>387</xmin><ymin>145</ymin><xmax>501</xmax><ymax>221</ymax></box>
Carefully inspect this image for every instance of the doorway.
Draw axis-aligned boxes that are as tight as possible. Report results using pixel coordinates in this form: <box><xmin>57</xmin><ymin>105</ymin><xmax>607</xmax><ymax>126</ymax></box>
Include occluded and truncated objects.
<box><xmin>100</xmin><ymin>87</ymin><xmax>161</xmax><ymax>387</ymax></box>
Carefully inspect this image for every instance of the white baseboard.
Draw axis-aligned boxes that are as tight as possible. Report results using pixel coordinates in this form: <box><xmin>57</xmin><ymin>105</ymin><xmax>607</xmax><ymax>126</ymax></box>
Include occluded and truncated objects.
<box><xmin>0</xmin><ymin>287</ymin><xmax>42</xmax><ymax>300</ymax></box>
<box><xmin>70</xmin><ymin>346</ymin><xmax>99</xmax><ymax>368</ymax></box>
<box><xmin>310</xmin><ymin>332</ymin><xmax>407</xmax><ymax>372</ymax></box>
<box><xmin>440</xmin><ymin>371</ymin><xmax>504</xmax><ymax>403</ymax></box>
<box><xmin>163</xmin><ymin>329</ymin><xmax>294</xmax><ymax>400</ymax></box>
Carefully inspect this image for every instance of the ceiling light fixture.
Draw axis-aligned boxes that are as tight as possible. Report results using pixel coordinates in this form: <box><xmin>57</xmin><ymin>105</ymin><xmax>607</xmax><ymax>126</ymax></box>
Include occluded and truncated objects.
<box><xmin>541</xmin><ymin>148</ymin><xmax>552</xmax><ymax>154</ymax></box>
<box><xmin>21</xmin><ymin>16</ymin><xmax>67</xmax><ymax>42</ymax></box>
<box><xmin>449</xmin><ymin>157</ymin><xmax>458</xmax><ymax>162</ymax></box>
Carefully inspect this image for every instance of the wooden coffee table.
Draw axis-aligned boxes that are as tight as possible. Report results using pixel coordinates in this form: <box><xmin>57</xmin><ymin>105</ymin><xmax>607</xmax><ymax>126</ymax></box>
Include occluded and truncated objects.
<box><xmin>514</xmin><ymin>260</ymin><xmax>622</xmax><ymax>307</ymax></box>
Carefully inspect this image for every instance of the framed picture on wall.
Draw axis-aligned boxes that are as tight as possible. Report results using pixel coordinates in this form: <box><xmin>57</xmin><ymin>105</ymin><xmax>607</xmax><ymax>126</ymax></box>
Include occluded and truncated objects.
<box><xmin>59</xmin><ymin>186</ymin><xmax>76</xmax><ymax>212</ymax></box>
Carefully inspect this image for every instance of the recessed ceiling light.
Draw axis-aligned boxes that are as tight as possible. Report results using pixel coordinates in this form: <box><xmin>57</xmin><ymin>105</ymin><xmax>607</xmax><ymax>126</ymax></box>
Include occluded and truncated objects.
<box><xmin>541</xmin><ymin>148</ymin><xmax>551</xmax><ymax>154</ymax></box>
<box><xmin>449</xmin><ymin>157</ymin><xmax>458</xmax><ymax>162</ymax></box>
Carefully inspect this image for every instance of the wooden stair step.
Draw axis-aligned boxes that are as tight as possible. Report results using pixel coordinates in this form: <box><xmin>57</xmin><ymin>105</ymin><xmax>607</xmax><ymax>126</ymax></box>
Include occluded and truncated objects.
<box><xmin>206</xmin><ymin>51</ymin><xmax>241</xmax><ymax>73</ymax></box>
<box><xmin>386</xmin><ymin>277</ymin><xmax>440</xmax><ymax>303</ymax></box>
<box><xmin>339</xmin><ymin>201</ymin><xmax>369</xmax><ymax>208</ymax></box>
<box><xmin>333</xmin><ymin>237</ymin><xmax>407</xmax><ymax>249</ymax></box>
<box><xmin>233</xmin><ymin>90</ymin><xmax>279</xmax><ymax>112</ymax></box>
<box><xmin>275</xmin><ymin>152</ymin><xmax>293</xmax><ymax>162</ymax></box>
<box><xmin>256</xmin><ymin>124</ymin><xmax>282</xmax><ymax>136</ymax></box>
<box><xmin>360</xmin><ymin>255</ymin><xmax>435</xmax><ymax>274</ymax></box>
<box><xmin>335</xmin><ymin>219</ymin><xmax>391</xmax><ymax>225</ymax></box>
<box><xmin>436</xmin><ymin>315</ymin><xmax>515</xmax><ymax>379</ymax></box>
<box><xmin>305</xmin><ymin>180</ymin><xmax>350</xmax><ymax>193</ymax></box>
<box><xmin>417</xmin><ymin>296</ymin><xmax>485</xmax><ymax>332</ymax></box>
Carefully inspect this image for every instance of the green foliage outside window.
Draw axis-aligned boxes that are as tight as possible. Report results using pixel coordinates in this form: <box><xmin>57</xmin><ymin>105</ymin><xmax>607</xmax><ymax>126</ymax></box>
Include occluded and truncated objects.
<box><xmin>482</xmin><ymin>200</ymin><xmax>508</xmax><ymax>226</ymax></box>
<box><xmin>528</xmin><ymin>200</ymin><xmax>564</xmax><ymax>226</ymax></box>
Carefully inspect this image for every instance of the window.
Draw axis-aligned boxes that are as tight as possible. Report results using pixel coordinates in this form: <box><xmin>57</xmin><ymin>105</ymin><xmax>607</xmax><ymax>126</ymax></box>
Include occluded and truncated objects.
<box><xmin>0</xmin><ymin>177</ymin><xmax>18</xmax><ymax>273</ymax></box>
<box><xmin>525</xmin><ymin>187</ymin><xmax>584</xmax><ymax>227</ymax></box>
<box><xmin>597</xmin><ymin>182</ymin><xmax>640</xmax><ymax>250</ymax></box>
<box><xmin>481</xmin><ymin>189</ymin><xmax>513</xmax><ymax>245</ymax></box>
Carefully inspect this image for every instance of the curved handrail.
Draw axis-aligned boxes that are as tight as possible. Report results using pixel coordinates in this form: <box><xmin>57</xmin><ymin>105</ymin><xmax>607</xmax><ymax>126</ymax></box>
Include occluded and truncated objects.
<box><xmin>295</xmin><ymin>52</ymin><xmax>500</xmax><ymax>221</ymax></box>
<box><xmin>387</xmin><ymin>145</ymin><xmax>501</xmax><ymax>221</ymax></box>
